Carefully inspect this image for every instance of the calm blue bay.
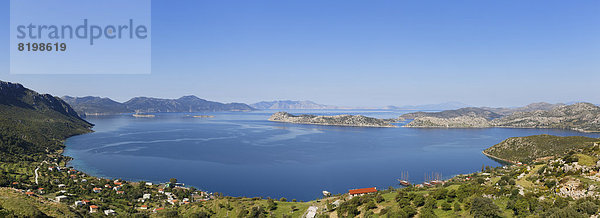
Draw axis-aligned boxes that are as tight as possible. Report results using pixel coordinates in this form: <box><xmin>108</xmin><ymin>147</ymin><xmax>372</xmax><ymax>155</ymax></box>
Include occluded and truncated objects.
<box><xmin>64</xmin><ymin>110</ymin><xmax>600</xmax><ymax>201</ymax></box>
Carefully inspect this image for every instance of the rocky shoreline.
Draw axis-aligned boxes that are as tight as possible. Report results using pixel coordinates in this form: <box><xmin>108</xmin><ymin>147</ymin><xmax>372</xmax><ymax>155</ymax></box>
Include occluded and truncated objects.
<box><xmin>268</xmin><ymin>112</ymin><xmax>397</xmax><ymax>128</ymax></box>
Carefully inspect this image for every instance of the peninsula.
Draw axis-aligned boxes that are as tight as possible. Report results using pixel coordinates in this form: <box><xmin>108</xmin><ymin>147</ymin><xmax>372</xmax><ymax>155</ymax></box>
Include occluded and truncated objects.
<box><xmin>268</xmin><ymin>112</ymin><xmax>397</xmax><ymax>128</ymax></box>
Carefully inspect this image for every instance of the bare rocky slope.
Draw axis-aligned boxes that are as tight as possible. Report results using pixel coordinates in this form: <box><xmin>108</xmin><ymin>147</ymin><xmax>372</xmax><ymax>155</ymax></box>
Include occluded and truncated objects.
<box><xmin>268</xmin><ymin>112</ymin><xmax>397</xmax><ymax>127</ymax></box>
<box><xmin>402</xmin><ymin>103</ymin><xmax>600</xmax><ymax>132</ymax></box>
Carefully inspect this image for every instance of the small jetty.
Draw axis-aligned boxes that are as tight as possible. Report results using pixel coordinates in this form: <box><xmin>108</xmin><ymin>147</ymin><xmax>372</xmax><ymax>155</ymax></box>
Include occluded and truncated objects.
<box><xmin>192</xmin><ymin>115</ymin><xmax>215</xmax><ymax>118</ymax></box>
<box><xmin>132</xmin><ymin>113</ymin><xmax>155</xmax><ymax>118</ymax></box>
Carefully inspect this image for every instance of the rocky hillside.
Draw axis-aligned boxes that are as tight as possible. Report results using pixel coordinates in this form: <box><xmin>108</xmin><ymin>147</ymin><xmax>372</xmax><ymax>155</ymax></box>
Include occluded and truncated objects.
<box><xmin>401</xmin><ymin>108</ymin><xmax>502</xmax><ymax>128</ymax></box>
<box><xmin>402</xmin><ymin>103</ymin><xmax>600</xmax><ymax>132</ymax></box>
<box><xmin>268</xmin><ymin>112</ymin><xmax>397</xmax><ymax>127</ymax></box>
<box><xmin>62</xmin><ymin>96</ymin><xmax>132</xmax><ymax>115</ymax></box>
<box><xmin>63</xmin><ymin>95</ymin><xmax>255</xmax><ymax>114</ymax></box>
<box><xmin>482</xmin><ymin>102</ymin><xmax>565</xmax><ymax>115</ymax></box>
<box><xmin>491</xmin><ymin>103</ymin><xmax>600</xmax><ymax>132</ymax></box>
<box><xmin>483</xmin><ymin>134</ymin><xmax>599</xmax><ymax>163</ymax></box>
<box><xmin>0</xmin><ymin>81</ymin><xmax>93</xmax><ymax>161</ymax></box>
<box><xmin>125</xmin><ymin>95</ymin><xmax>254</xmax><ymax>113</ymax></box>
<box><xmin>251</xmin><ymin>100</ymin><xmax>338</xmax><ymax>109</ymax></box>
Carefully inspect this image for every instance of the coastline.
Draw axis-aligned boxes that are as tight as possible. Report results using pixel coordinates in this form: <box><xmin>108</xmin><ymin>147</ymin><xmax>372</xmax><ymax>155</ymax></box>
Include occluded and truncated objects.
<box><xmin>268</xmin><ymin>119</ymin><xmax>398</xmax><ymax>128</ymax></box>
<box><xmin>481</xmin><ymin>150</ymin><xmax>516</xmax><ymax>165</ymax></box>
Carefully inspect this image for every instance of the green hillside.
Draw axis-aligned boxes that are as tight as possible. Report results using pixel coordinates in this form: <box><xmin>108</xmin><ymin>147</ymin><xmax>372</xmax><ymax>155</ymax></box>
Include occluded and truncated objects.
<box><xmin>484</xmin><ymin>134</ymin><xmax>599</xmax><ymax>163</ymax></box>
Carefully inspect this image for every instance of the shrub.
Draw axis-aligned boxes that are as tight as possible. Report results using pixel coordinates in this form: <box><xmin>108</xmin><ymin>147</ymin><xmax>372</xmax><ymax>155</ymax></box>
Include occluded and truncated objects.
<box><xmin>470</xmin><ymin>197</ymin><xmax>501</xmax><ymax>218</ymax></box>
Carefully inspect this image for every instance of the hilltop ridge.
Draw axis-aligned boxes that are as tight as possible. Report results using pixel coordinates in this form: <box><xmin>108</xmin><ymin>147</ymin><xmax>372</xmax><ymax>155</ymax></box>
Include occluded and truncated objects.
<box><xmin>402</xmin><ymin>103</ymin><xmax>600</xmax><ymax>132</ymax></box>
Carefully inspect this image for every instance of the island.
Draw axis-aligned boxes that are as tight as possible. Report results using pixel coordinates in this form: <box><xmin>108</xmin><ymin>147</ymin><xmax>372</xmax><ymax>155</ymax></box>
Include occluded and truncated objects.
<box><xmin>268</xmin><ymin>112</ymin><xmax>397</xmax><ymax>128</ymax></box>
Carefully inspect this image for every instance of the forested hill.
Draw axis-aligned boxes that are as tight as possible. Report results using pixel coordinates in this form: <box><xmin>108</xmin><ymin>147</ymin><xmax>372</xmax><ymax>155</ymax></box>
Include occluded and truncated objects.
<box><xmin>0</xmin><ymin>81</ymin><xmax>93</xmax><ymax>162</ymax></box>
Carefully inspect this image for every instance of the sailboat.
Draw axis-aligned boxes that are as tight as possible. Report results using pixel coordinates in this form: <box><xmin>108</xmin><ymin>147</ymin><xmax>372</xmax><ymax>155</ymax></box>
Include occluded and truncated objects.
<box><xmin>397</xmin><ymin>171</ymin><xmax>411</xmax><ymax>186</ymax></box>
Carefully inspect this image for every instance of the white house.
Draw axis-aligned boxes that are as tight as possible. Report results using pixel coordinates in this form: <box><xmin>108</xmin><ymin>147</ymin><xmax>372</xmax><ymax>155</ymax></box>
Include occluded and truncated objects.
<box><xmin>55</xmin><ymin>195</ymin><xmax>67</xmax><ymax>202</ymax></box>
<box><xmin>104</xmin><ymin>209</ymin><xmax>116</xmax><ymax>216</ymax></box>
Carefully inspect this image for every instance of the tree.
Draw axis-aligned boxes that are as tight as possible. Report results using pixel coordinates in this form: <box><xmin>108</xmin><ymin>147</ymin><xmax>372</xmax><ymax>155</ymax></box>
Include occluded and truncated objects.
<box><xmin>375</xmin><ymin>194</ymin><xmax>385</xmax><ymax>203</ymax></box>
<box><xmin>279</xmin><ymin>197</ymin><xmax>287</xmax><ymax>202</ymax></box>
<box><xmin>403</xmin><ymin>205</ymin><xmax>417</xmax><ymax>217</ymax></box>
<box><xmin>266</xmin><ymin>199</ymin><xmax>277</xmax><ymax>211</ymax></box>
<box><xmin>420</xmin><ymin>208</ymin><xmax>437</xmax><ymax>218</ymax></box>
<box><xmin>576</xmin><ymin>201</ymin><xmax>598</xmax><ymax>215</ymax></box>
<box><xmin>441</xmin><ymin>202</ymin><xmax>452</xmax><ymax>211</ymax></box>
<box><xmin>365</xmin><ymin>200</ymin><xmax>377</xmax><ymax>210</ymax></box>
<box><xmin>413</xmin><ymin>195</ymin><xmax>425</xmax><ymax>207</ymax></box>
<box><xmin>470</xmin><ymin>197</ymin><xmax>501</xmax><ymax>218</ymax></box>
<box><xmin>454</xmin><ymin>202</ymin><xmax>461</xmax><ymax>212</ymax></box>
<box><xmin>170</xmin><ymin>178</ymin><xmax>177</xmax><ymax>184</ymax></box>
<box><xmin>513</xmin><ymin>199</ymin><xmax>530</xmax><ymax>216</ymax></box>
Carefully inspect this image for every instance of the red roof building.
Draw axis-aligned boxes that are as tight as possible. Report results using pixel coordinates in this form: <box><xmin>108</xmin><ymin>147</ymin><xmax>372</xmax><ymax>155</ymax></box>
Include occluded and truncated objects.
<box><xmin>348</xmin><ymin>187</ymin><xmax>377</xmax><ymax>197</ymax></box>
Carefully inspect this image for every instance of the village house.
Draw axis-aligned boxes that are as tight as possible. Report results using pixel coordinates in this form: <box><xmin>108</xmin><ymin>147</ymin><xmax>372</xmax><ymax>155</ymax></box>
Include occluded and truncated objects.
<box><xmin>74</xmin><ymin>201</ymin><xmax>84</xmax><ymax>206</ymax></box>
<box><xmin>93</xmin><ymin>187</ymin><xmax>102</xmax><ymax>193</ymax></box>
<box><xmin>25</xmin><ymin>191</ymin><xmax>34</xmax><ymax>196</ymax></box>
<box><xmin>37</xmin><ymin>188</ymin><xmax>44</xmax><ymax>194</ymax></box>
<box><xmin>55</xmin><ymin>195</ymin><xmax>68</xmax><ymax>202</ymax></box>
<box><xmin>140</xmin><ymin>205</ymin><xmax>148</xmax><ymax>210</ymax></box>
<box><xmin>153</xmin><ymin>207</ymin><xmax>164</xmax><ymax>213</ymax></box>
<box><xmin>104</xmin><ymin>209</ymin><xmax>116</xmax><ymax>216</ymax></box>
<box><xmin>116</xmin><ymin>191</ymin><xmax>124</xmax><ymax>195</ymax></box>
<box><xmin>89</xmin><ymin>205</ymin><xmax>99</xmax><ymax>213</ymax></box>
<box><xmin>82</xmin><ymin>199</ymin><xmax>90</xmax><ymax>205</ymax></box>
<box><xmin>58</xmin><ymin>184</ymin><xmax>66</xmax><ymax>188</ymax></box>
<box><xmin>143</xmin><ymin>193</ymin><xmax>151</xmax><ymax>199</ymax></box>
<box><xmin>348</xmin><ymin>187</ymin><xmax>377</xmax><ymax>198</ymax></box>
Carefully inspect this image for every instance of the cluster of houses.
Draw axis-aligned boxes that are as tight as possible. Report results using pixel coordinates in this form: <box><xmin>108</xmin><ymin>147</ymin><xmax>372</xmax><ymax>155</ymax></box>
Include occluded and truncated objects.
<box><xmin>11</xmin><ymin>163</ymin><xmax>217</xmax><ymax>216</ymax></box>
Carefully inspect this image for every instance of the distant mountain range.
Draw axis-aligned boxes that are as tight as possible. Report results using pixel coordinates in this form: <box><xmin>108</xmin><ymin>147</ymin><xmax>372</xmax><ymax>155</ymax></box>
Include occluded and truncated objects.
<box><xmin>252</xmin><ymin>100</ymin><xmax>472</xmax><ymax>110</ymax></box>
<box><xmin>384</xmin><ymin>101</ymin><xmax>471</xmax><ymax>111</ymax></box>
<box><xmin>251</xmin><ymin>100</ymin><xmax>340</xmax><ymax>110</ymax></box>
<box><xmin>62</xmin><ymin>95</ymin><xmax>254</xmax><ymax>115</ymax></box>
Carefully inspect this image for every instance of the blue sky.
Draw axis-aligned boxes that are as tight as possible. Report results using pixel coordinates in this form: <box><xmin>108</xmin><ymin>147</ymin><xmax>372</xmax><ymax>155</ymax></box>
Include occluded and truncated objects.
<box><xmin>1</xmin><ymin>0</ymin><xmax>599</xmax><ymax>107</ymax></box>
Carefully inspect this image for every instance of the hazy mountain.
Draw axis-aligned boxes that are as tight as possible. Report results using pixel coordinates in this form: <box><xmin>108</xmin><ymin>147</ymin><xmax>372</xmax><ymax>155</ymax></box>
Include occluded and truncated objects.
<box><xmin>385</xmin><ymin>101</ymin><xmax>471</xmax><ymax>111</ymax></box>
<box><xmin>125</xmin><ymin>95</ymin><xmax>254</xmax><ymax>113</ymax></box>
<box><xmin>62</xmin><ymin>96</ymin><xmax>132</xmax><ymax>115</ymax></box>
<box><xmin>62</xmin><ymin>95</ymin><xmax>255</xmax><ymax>115</ymax></box>
<box><xmin>251</xmin><ymin>100</ymin><xmax>339</xmax><ymax>110</ymax></box>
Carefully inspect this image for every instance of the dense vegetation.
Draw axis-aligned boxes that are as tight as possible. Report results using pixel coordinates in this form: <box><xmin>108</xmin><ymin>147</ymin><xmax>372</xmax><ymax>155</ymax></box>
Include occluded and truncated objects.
<box><xmin>0</xmin><ymin>81</ymin><xmax>92</xmax><ymax>162</ymax></box>
<box><xmin>484</xmin><ymin>134</ymin><xmax>599</xmax><ymax>163</ymax></box>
